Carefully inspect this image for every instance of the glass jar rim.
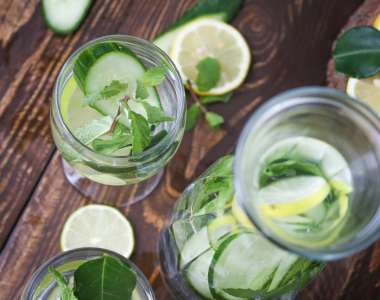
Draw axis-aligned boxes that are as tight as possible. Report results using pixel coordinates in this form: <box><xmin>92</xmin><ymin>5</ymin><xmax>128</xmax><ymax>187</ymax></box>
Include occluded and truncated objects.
<box><xmin>234</xmin><ymin>86</ymin><xmax>380</xmax><ymax>260</ymax></box>
<box><xmin>52</xmin><ymin>34</ymin><xmax>186</xmax><ymax>164</ymax></box>
<box><xmin>21</xmin><ymin>247</ymin><xmax>155</xmax><ymax>300</ymax></box>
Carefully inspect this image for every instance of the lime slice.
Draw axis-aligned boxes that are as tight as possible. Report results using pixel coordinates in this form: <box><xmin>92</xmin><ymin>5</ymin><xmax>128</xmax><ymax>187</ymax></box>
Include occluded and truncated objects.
<box><xmin>346</xmin><ymin>76</ymin><xmax>380</xmax><ymax>113</ymax></box>
<box><xmin>170</xmin><ymin>18</ymin><xmax>251</xmax><ymax>95</ymax></box>
<box><xmin>259</xmin><ymin>176</ymin><xmax>330</xmax><ymax>217</ymax></box>
<box><xmin>231</xmin><ymin>197</ymin><xmax>255</xmax><ymax>229</ymax></box>
<box><xmin>345</xmin><ymin>16</ymin><xmax>380</xmax><ymax>113</ymax></box>
<box><xmin>60</xmin><ymin>76</ymin><xmax>78</xmax><ymax>125</ymax></box>
<box><xmin>61</xmin><ymin>204</ymin><xmax>134</xmax><ymax>257</ymax></box>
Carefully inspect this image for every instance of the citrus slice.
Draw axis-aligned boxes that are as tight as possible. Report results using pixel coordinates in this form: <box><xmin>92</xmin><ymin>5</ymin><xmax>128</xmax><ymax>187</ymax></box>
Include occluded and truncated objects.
<box><xmin>170</xmin><ymin>18</ymin><xmax>251</xmax><ymax>95</ymax></box>
<box><xmin>60</xmin><ymin>76</ymin><xmax>78</xmax><ymax>125</ymax></box>
<box><xmin>345</xmin><ymin>15</ymin><xmax>380</xmax><ymax>113</ymax></box>
<box><xmin>231</xmin><ymin>197</ymin><xmax>255</xmax><ymax>229</ymax></box>
<box><xmin>258</xmin><ymin>176</ymin><xmax>330</xmax><ymax>217</ymax></box>
<box><xmin>61</xmin><ymin>204</ymin><xmax>134</xmax><ymax>258</ymax></box>
<box><xmin>346</xmin><ymin>76</ymin><xmax>380</xmax><ymax>113</ymax></box>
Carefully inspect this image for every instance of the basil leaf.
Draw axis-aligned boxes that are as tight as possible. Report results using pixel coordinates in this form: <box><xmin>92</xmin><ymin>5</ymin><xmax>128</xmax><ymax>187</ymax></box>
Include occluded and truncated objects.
<box><xmin>205</xmin><ymin>111</ymin><xmax>224</xmax><ymax>129</ymax></box>
<box><xmin>201</xmin><ymin>92</ymin><xmax>233</xmax><ymax>104</ymax></box>
<box><xmin>74</xmin><ymin>116</ymin><xmax>113</xmax><ymax>145</ymax></box>
<box><xmin>140</xmin><ymin>101</ymin><xmax>173</xmax><ymax>123</ymax></box>
<box><xmin>82</xmin><ymin>80</ymin><xmax>128</xmax><ymax>106</ymax></box>
<box><xmin>196</xmin><ymin>57</ymin><xmax>221</xmax><ymax>91</ymax></box>
<box><xmin>333</xmin><ymin>26</ymin><xmax>380</xmax><ymax>78</ymax></box>
<box><xmin>128</xmin><ymin>109</ymin><xmax>152</xmax><ymax>154</ymax></box>
<box><xmin>74</xmin><ymin>256</ymin><xmax>137</xmax><ymax>300</ymax></box>
<box><xmin>92</xmin><ymin>134</ymin><xmax>133</xmax><ymax>155</ymax></box>
<box><xmin>142</xmin><ymin>66</ymin><xmax>166</xmax><ymax>86</ymax></box>
<box><xmin>136</xmin><ymin>80</ymin><xmax>149</xmax><ymax>99</ymax></box>
<box><xmin>185</xmin><ymin>103</ymin><xmax>201</xmax><ymax>131</ymax></box>
<box><xmin>49</xmin><ymin>266</ymin><xmax>77</xmax><ymax>300</ymax></box>
<box><xmin>259</xmin><ymin>158</ymin><xmax>323</xmax><ymax>187</ymax></box>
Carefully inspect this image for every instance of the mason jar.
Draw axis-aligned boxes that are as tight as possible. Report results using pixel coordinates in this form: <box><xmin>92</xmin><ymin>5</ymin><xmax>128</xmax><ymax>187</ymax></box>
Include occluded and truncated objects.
<box><xmin>51</xmin><ymin>35</ymin><xmax>186</xmax><ymax>204</ymax></box>
<box><xmin>21</xmin><ymin>248</ymin><xmax>155</xmax><ymax>300</ymax></box>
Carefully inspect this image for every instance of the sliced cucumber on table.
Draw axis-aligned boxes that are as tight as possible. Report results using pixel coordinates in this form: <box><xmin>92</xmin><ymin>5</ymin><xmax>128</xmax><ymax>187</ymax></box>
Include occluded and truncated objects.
<box><xmin>153</xmin><ymin>0</ymin><xmax>243</xmax><ymax>53</ymax></box>
<box><xmin>42</xmin><ymin>0</ymin><xmax>93</xmax><ymax>34</ymax></box>
<box><xmin>73</xmin><ymin>42</ymin><xmax>161</xmax><ymax>126</ymax></box>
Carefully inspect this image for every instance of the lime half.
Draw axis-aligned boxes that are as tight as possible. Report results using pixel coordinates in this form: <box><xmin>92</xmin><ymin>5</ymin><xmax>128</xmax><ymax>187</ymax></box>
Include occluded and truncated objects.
<box><xmin>61</xmin><ymin>204</ymin><xmax>135</xmax><ymax>258</ymax></box>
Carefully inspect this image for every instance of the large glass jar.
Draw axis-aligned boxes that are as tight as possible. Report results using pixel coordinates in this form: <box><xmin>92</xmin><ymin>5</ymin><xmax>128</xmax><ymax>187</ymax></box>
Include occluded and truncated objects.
<box><xmin>159</xmin><ymin>155</ymin><xmax>324</xmax><ymax>300</ymax></box>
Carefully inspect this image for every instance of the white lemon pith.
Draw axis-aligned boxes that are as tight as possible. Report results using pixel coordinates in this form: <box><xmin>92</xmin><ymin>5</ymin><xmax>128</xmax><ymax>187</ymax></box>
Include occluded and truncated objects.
<box><xmin>61</xmin><ymin>204</ymin><xmax>135</xmax><ymax>258</ymax></box>
<box><xmin>170</xmin><ymin>18</ymin><xmax>251</xmax><ymax>95</ymax></box>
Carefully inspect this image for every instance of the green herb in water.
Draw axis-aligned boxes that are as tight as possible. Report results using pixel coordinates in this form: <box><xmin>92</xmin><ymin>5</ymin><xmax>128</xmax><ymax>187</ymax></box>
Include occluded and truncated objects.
<box><xmin>49</xmin><ymin>266</ymin><xmax>78</xmax><ymax>300</ymax></box>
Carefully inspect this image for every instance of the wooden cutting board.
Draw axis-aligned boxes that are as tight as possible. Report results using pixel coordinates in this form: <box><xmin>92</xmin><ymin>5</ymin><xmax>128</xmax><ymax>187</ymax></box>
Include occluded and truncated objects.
<box><xmin>327</xmin><ymin>0</ymin><xmax>380</xmax><ymax>89</ymax></box>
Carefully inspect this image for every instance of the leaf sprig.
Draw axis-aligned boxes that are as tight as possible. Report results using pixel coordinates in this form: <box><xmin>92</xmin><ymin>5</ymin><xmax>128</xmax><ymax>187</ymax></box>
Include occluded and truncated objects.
<box><xmin>186</xmin><ymin>80</ymin><xmax>225</xmax><ymax>131</ymax></box>
<box><xmin>75</xmin><ymin>66</ymin><xmax>173</xmax><ymax>155</ymax></box>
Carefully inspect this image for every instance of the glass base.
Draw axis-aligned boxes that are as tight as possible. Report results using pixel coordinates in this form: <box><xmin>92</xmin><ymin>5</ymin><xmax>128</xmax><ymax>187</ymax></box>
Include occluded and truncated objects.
<box><xmin>62</xmin><ymin>158</ymin><xmax>163</xmax><ymax>205</ymax></box>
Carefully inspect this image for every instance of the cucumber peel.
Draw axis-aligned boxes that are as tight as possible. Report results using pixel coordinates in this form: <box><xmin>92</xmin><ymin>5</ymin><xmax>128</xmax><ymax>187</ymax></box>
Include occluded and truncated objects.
<box><xmin>42</xmin><ymin>0</ymin><xmax>93</xmax><ymax>35</ymax></box>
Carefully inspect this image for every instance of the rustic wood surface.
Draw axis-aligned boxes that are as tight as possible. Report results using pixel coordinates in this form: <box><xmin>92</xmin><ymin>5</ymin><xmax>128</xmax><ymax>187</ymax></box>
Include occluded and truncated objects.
<box><xmin>1</xmin><ymin>0</ymin><xmax>380</xmax><ymax>299</ymax></box>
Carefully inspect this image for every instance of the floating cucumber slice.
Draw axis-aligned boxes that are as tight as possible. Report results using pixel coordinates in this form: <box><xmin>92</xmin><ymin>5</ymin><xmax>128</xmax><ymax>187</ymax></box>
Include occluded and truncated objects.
<box><xmin>207</xmin><ymin>214</ymin><xmax>238</xmax><ymax>249</ymax></box>
<box><xmin>153</xmin><ymin>0</ymin><xmax>243</xmax><ymax>53</ymax></box>
<box><xmin>73</xmin><ymin>42</ymin><xmax>160</xmax><ymax>125</ymax></box>
<box><xmin>42</xmin><ymin>0</ymin><xmax>93</xmax><ymax>34</ymax></box>
<box><xmin>180</xmin><ymin>227</ymin><xmax>211</xmax><ymax>269</ymax></box>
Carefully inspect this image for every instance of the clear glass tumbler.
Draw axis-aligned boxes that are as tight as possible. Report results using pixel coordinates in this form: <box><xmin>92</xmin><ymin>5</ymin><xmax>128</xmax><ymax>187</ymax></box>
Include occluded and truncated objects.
<box><xmin>51</xmin><ymin>35</ymin><xmax>186</xmax><ymax>205</ymax></box>
<box><xmin>21</xmin><ymin>248</ymin><xmax>155</xmax><ymax>300</ymax></box>
<box><xmin>235</xmin><ymin>87</ymin><xmax>380</xmax><ymax>260</ymax></box>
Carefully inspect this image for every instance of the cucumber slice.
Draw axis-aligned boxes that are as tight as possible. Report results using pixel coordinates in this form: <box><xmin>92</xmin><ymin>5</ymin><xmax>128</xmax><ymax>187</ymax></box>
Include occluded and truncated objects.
<box><xmin>180</xmin><ymin>227</ymin><xmax>211</xmax><ymax>269</ymax></box>
<box><xmin>73</xmin><ymin>42</ymin><xmax>160</xmax><ymax>125</ymax></box>
<box><xmin>153</xmin><ymin>0</ymin><xmax>243</xmax><ymax>53</ymax></box>
<box><xmin>42</xmin><ymin>0</ymin><xmax>93</xmax><ymax>35</ymax></box>
<box><xmin>209</xmin><ymin>232</ymin><xmax>288</xmax><ymax>299</ymax></box>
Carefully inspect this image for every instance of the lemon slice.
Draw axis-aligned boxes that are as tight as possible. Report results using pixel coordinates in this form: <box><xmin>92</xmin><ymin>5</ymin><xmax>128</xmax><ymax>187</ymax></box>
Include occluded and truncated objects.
<box><xmin>170</xmin><ymin>18</ymin><xmax>251</xmax><ymax>95</ymax></box>
<box><xmin>259</xmin><ymin>176</ymin><xmax>330</xmax><ymax>217</ymax></box>
<box><xmin>231</xmin><ymin>197</ymin><xmax>255</xmax><ymax>229</ymax></box>
<box><xmin>346</xmin><ymin>76</ymin><xmax>380</xmax><ymax>113</ymax></box>
<box><xmin>61</xmin><ymin>204</ymin><xmax>134</xmax><ymax>258</ymax></box>
<box><xmin>345</xmin><ymin>15</ymin><xmax>380</xmax><ymax>113</ymax></box>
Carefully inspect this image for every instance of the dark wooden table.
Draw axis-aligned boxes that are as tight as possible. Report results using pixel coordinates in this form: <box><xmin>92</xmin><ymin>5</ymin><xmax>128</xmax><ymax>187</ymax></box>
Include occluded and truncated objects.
<box><xmin>1</xmin><ymin>0</ymin><xmax>380</xmax><ymax>299</ymax></box>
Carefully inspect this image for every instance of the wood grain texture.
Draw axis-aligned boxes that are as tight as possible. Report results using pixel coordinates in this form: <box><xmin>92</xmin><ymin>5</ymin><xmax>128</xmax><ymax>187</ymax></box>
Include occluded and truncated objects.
<box><xmin>2</xmin><ymin>0</ymin><xmax>380</xmax><ymax>300</ymax></box>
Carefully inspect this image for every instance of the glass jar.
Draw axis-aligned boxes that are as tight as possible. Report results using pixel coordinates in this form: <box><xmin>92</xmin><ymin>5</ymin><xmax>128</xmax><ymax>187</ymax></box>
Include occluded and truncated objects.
<box><xmin>235</xmin><ymin>87</ymin><xmax>380</xmax><ymax>260</ymax></box>
<box><xmin>159</xmin><ymin>158</ymin><xmax>324</xmax><ymax>300</ymax></box>
<box><xmin>51</xmin><ymin>35</ymin><xmax>186</xmax><ymax>204</ymax></box>
<box><xmin>21</xmin><ymin>248</ymin><xmax>155</xmax><ymax>300</ymax></box>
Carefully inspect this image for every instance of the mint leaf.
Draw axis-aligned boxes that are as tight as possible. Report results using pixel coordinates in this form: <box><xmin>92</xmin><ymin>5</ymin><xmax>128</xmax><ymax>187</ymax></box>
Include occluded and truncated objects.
<box><xmin>201</xmin><ymin>92</ymin><xmax>233</xmax><ymax>104</ymax></box>
<box><xmin>92</xmin><ymin>134</ymin><xmax>133</xmax><ymax>155</ymax></box>
<box><xmin>196</xmin><ymin>57</ymin><xmax>221</xmax><ymax>92</ymax></box>
<box><xmin>185</xmin><ymin>103</ymin><xmax>201</xmax><ymax>131</ymax></box>
<box><xmin>74</xmin><ymin>255</ymin><xmax>137</xmax><ymax>300</ymax></box>
<box><xmin>49</xmin><ymin>266</ymin><xmax>77</xmax><ymax>300</ymax></box>
<box><xmin>333</xmin><ymin>26</ymin><xmax>380</xmax><ymax>78</ymax></box>
<box><xmin>128</xmin><ymin>109</ymin><xmax>152</xmax><ymax>154</ymax></box>
<box><xmin>142</xmin><ymin>66</ymin><xmax>166</xmax><ymax>86</ymax></box>
<box><xmin>140</xmin><ymin>101</ymin><xmax>173</xmax><ymax>123</ymax></box>
<box><xmin>74</xmin><ymin>116</ymin><xmax>113</xmax><ymax>145</ymax></box>
<box><xmin>136</xmin><ymin>80</ymin><xmax>149</xmax><ymax>99</ymax></box>
<box><xmin>205</xmin><ymin>111</ymin><xmax>224</xmax><ymax>129</ymax></box>
<box><xmin>82</xmin><ymin>80</ymin><xmax>128</xmax><ymax>106</ymax></box>
<box><xmin>149</xmin><ymin>130</ymin><xmax>168</xmax><ymax>148</ymax></box>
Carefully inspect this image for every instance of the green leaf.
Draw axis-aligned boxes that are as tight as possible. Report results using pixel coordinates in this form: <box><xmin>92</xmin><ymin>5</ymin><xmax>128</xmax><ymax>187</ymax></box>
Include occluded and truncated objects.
<box><xmin>142</xmin><ymin>66</ymin><xmax>166</xmax><ymax>86</ymax></box>
<box><xmin>49</xmin><ymin>266</ymin><xmax>77</xmax><ymax>300</ymax></box>
<box><xmin>185</xmin><ymin>103</ymin><xmax>201</xmax><ymax>131</ymax></box>
<box><xmin>74</xmin><ymin>255</ymin><xmax>137</xmax><ymax>300</ymax></box>
<box><xmin>259</xmin><ymin>158</ymin><xmax>323</xmax><ymax>187</ymax></box>
<box><xmin>196</xmin><ymin>57</ymin><xmax>221</xmax><ymax>92</ymax></box>
<box><xmin>74</xmin><ymin>116</ymin><xmax>113</xmax><ymax>145</ymax></box>
<box><xmin>149</xmin><ymin>130</ymin><xmax>168</xmax><ymax>148</ymax></box>
<box><xmin>128</xmin><ymin>109</ymin><xmax>152</xmax><ymax>154</ymax></box>
<box><xmin>200</xmin><ymin>92</ymin><xmax>233</xmax><ymax>104</ymax></box>
<box><xmin>92</xmin><ymin>134</ymin><xmax>133</xmax><ymax>155</ymax></box>
<box><xmin>136</xmin><ymin>80</ymin><xmax>149</xmax><ymax>99</ymax></box>
<box><xmin>82</xmin><ymin>80</ymin><xmax>128</xmax><ymax>106</ymax></box>
<box><xmin>222</xmin><ymin>288</ymin><xmax>262</xmax><ymax>298</ymax></box>
<box><xmin>333</xmin><ymin>26</ymin><xmax>380</xmax><ymax>78</ymax></box>
<box><xmin>205</xmin><ymin>111</ymin><xmax>224</xmax><ymax>129</ymax></box>
<box><xmin>140</xmin><ymin>101</ymin><xmax>174</xmax><ymax>123</ymax></box>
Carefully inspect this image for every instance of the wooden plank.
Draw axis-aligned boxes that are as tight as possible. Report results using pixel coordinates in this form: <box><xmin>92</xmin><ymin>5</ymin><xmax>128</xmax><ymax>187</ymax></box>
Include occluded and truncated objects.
<box><xmin>3</xmin><ymin>0</ymin><xmax>379</xmax><ymax>299</ymax></box>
